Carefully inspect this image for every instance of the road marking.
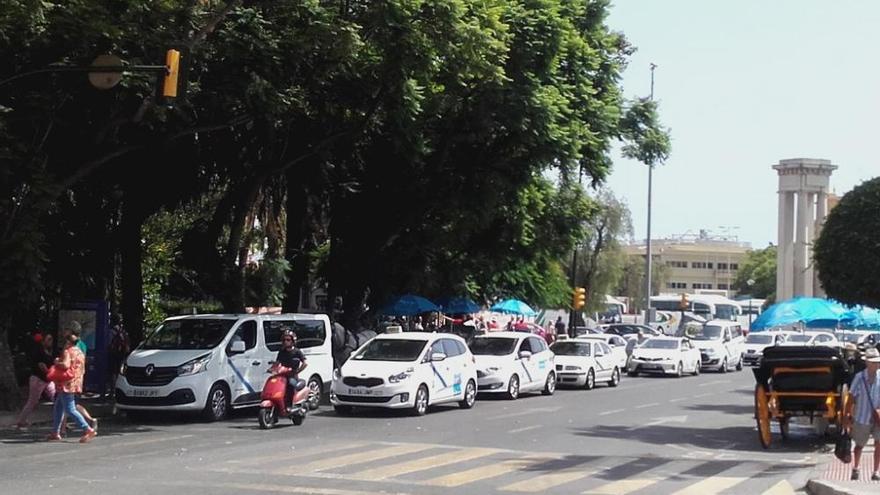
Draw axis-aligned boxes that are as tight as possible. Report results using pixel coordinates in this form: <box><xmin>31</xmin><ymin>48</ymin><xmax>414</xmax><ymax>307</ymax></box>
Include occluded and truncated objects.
<box><xmin>424</xmin><ymin>456</ymin><xmax>552</xmax><ymax>487</ymax></box>
<box><xmin>229</xmin><ymin>442</ymin><xmax>368</xmax><ymax>466</ymax></box>
<box><xmin>5</xmin><ymin>434</ymin><xmax>195</xmax><ymax>460</ymax></box>
<box><xmin>627</xmin><ymin>415</ymin><xmax>688</xmax><ymax>431</ymax></box>
<box><xmin>584</xmin><ymin>477</ymin><xmax>660</xmax><ymax>495</ymax></box>
<box><xmin>670</xmin><ymin>476</ymin><xmax>745</xmax><ymax>495</ymax></box>
<box><xmin>669</xmin><ymin>397</ymin><xmax>688</xmax><ymax>402</ymax></box>
<box><xmin>276</xmin><ymin>443</ymin><xmax>433</xmax><ymax>475</ymax></box>
<box><xmin>635</xmin><ymin>402</ymin><xmax>660</xmax><ymax>409</ymax></box>
<box><xmin>598</xmin><ymin>409</ymin><xmax>625</xmax><ymax>416</ymax></box>
<box><xmin>761</xmin><ymin>480</ymin><xmax>796</xmax><ymax>495</ymax></box>
<box><xmin>698</xmin><ymin>379</ymin><xmax>730</xmax><ymax>387</ymax></box>
<box><xmin>489</xmin><ymin>407</ymin><xmax>561</xmax><ymax>420</ymax></box>
<box><xmin>150</xmin><ymin>480</ymin><xmax>415</xmax><ymax>495</ymax></box>
<box><xmin>507</xmin><ymin>424</ymin><xmax>543</xmax><ymax>434</ymax></box>
<box><xmin>691</xmin><ymin>392</ymin><xmax>714</xmax><ymax>398</ymax></box>
<box><xmin>350</xmin><ymin>447</ymin><xmax>498</xmax><ymax>481</ymax></box>
<box><xmin>501</xmin><ymin>462</ymin><xmax>605</xmax><ymax>492</ymax></box>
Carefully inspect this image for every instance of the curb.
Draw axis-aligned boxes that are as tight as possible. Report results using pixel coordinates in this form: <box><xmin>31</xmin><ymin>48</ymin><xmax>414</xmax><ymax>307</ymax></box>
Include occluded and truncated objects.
<box><xmin>806</xmin><ymin>479</ymin><xmax>879</xmax><ymax>495</ymax></box>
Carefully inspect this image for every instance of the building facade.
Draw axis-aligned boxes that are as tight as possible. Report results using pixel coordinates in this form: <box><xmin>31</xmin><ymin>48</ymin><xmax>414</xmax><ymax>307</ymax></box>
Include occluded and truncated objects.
<box><xmin>624</xmin><ymin>231</ymin><xmax>751</xmax><ymax>297</ymax></box>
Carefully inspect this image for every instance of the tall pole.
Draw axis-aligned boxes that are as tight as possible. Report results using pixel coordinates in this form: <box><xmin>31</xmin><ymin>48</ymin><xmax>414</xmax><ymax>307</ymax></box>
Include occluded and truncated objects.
<box><xmin>644</xmin><ymin>63</ymin><xmax>657</xmax><ymax>321</ymax></box>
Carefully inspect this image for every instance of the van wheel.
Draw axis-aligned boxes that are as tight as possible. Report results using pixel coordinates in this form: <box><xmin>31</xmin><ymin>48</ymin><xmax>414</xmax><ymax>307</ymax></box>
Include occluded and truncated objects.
<box><xmin>720</xmin><ymin>357</ymin><xmax>728</xmax><ymax>373</ymax></box>
<box><xmin>584</xmin><ymin>369</ymin><xmax>595</xmax><ymax>390</ymax></box>
<box><xmin>542</xmin><ymin>372</ymin><xmax>556</xmax><ymax>395</ymax></box>
<box><xmin>412</xmin><ymin>385</ymin><xmax>429</xmax><ymax>416</ymax></box>
<box><xmin>459</xmin><ymin>380</ymin><xmax>476</xmax><ymax>409</ymax></box>
<box><xmin>693</xmin><ymin>362</ymin><xmax>701</xmax><ymax>376</ymax></box>
<box><xmin>202</xmin><ymin>383</ymin><xmax>229</xmax><ymax>422</ymax></box>
<box><xmin>506</xmin><ymin>375</ymin><xmax>520</xmax><ymax>400</ymax></box>
<box><xmin>608</xmin><ymin>367</ymin><xmax>620</xmax><ymax>387</ymax></box>
<box><xmin>307</xmin><ymin>375</ymin><xmax>322</xmax><ymax>410</ymax></box>
<box><xmin>675</xmin><ymin>362</ymin><xmax>683</xmax><ymax>378</ymax></box>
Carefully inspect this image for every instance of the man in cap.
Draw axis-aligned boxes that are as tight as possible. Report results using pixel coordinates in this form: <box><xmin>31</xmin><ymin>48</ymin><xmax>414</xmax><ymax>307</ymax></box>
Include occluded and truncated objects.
<box><xmin>847</xmin><ymin>347</ymin><xmax>880</xmax><ymax>480</ymax></box>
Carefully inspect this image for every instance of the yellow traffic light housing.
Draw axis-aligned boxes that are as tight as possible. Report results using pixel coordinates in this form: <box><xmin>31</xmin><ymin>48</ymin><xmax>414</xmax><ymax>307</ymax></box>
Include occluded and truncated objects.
<box><xmin>573</xmin><ymin>287</ymin><xmax>587</xmax><ymax>310</ymax></box>
<box><xmin>162</xmin><ymin>49</ymin><xmax>180</xmax><ymax>98</ymax></box>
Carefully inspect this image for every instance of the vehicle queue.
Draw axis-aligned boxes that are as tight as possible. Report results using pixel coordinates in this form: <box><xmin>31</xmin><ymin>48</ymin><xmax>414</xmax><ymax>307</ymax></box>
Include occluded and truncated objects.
<box><xmin>114</xmin><ymin>311</ymin><xmax>757</xmax><ymax>425</ymax></box>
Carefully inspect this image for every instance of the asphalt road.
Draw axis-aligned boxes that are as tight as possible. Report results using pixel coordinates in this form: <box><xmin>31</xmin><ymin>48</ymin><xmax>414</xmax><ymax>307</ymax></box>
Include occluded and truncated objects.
<box><xmin>0</xmin><ymin>368</ymin><xmax>829</xmax><ymax>495</ymax></box>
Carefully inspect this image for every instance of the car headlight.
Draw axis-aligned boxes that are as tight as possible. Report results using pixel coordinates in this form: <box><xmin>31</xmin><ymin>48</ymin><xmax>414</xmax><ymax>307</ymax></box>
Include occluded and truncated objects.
<box><xmin>333</xmin><ymin>368</ymin><xmax>342</xmax><ymax>380</ymax></box>
<box><xmin>120</xmin><ymin>362</ymin><xmax>128</xmax><ymax>376</ymax></box>
<box><xmin>177</xmin><ymin>354</ymin><xmax>211</xmax><ymax>376</ymax></box>
<box><xmin>388</xmin><ymin>372</ymin><xmax>412</xmax><ymax>383</ymax></box>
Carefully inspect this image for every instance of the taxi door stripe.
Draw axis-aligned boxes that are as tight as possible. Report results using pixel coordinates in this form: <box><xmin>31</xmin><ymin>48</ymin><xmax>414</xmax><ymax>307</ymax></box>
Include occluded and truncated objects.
<box><xmin>349</xmin><ymin>447</ymin><xmax>499</xmax><ymax>481</ymax></box>
<box><xmin>274</xmin><ymin>443</ymin><xmax>433</xmax><ymax>475</ymax></box>
<box><xmin>227</xmin><ymin>357</ymin><xmax>256</xmax><ymax>394</ymax></box>
<box><xmin>424</xmin><ymin>455</ymin><xmax>552</xmax><ymax>487</ymax></box>
<box><xmin>520</xmin><ymin>361</ymin><xmax>533</xmax><ymax>382</ymax></box>
<box><xmin>431</xmin><ymin>364</ymin><xmax>448</xmax><ymax>389</ymax></box>
<box><xmin>501</xmin><ymin>463</ymin><xmax>606</xmax><ymax>492</ymax></box>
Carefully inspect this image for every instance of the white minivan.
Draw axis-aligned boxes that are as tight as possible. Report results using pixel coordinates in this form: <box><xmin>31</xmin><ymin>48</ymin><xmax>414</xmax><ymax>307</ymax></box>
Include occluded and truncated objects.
<box><xmin>116</xmin><ymin>314</ymin><xmax>333</xmax><ymax>421</ymax></box>
<box><xmin>693</xmin><ymin>320</ymin><xmax>745</xmax><ymax>372</ymax></box>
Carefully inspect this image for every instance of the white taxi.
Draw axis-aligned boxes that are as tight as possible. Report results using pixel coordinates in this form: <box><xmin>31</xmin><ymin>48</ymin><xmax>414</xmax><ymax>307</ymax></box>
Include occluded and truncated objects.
<box><xmin>577</xmin><ymin>334</ymin><xmax>629</xmax><ymax>370</ymax></box>
<box><xmin>550</xmin><ymin>339</ymin><xmax>621</xmax><ymax>389</ymax></box>
<box><xmin>627</xmin><ymin>337</ymin><xmax>701</xmax><ymax>378</ymax></box>
<box><xmin>470</xmin><ymin>332</ymin><xmax>556</xmax><ymax>400</ymax></box>
<box><xmin>330</xmin><ymin>332</ymin><xmax>477</xmax><ymax>416</ymax></box>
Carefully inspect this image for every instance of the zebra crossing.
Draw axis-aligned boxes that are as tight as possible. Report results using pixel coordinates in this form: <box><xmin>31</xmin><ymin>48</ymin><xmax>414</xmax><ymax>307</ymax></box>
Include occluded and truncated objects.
<box><xmin>211</xmin><ymin>440</ymin><xmax>808</xmax><ymax>494</ymax></box>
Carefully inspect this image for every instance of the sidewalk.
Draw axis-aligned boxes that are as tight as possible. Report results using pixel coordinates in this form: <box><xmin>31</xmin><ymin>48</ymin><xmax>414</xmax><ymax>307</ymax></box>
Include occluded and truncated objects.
<box><xmin>1</xmin><ymin>393</ymin><xmax>117</xmax><ymax>429</ymax></box>
<box><xmin>807</xmin><ymin>447</ymin><xmax>880</xmax><ymax>495</ymax></box>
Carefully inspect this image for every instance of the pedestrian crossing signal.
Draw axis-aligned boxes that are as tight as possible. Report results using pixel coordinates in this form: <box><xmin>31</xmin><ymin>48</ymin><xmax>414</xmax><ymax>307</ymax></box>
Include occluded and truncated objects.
<box><xmin>572</xmin><ymin>287</ymin><xmax>586</xmax><ymax>310</ymax></box>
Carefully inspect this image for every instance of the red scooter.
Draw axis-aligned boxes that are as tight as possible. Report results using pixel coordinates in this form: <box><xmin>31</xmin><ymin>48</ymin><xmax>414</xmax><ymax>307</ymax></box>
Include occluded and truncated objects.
<box><xmin>258</xmin><ymin>364</ymin><xmax>309</xmax><ymax>429</ymax></box>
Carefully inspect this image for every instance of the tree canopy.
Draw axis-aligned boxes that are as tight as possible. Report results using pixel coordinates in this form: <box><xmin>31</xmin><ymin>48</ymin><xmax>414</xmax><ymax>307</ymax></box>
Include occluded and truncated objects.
<box><xmin>814</xmin><ymin>177</ymin><xmax>880</xmax><ymax>308</ymax></box>
<box><xmin>733</xmin><ymin>245</ymin><xmax>777</xmax><ymax>301</ymax></box>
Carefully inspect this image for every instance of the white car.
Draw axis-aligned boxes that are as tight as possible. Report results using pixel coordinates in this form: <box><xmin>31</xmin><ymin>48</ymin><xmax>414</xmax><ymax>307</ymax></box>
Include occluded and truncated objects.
<box><xmin>779</xmin><ymin>331</ymin><xmax>841</xmax><ymax>348</ymax></box>
<box><xmin>550</xmin><ymin>339</ymin><xmax>622</xmax><ymax>389</ymax></box>
<box><xmin>330</xmin><ymin>332</ymin><xmax>477</xmax><ymax>416</ymax></box>
<box><xmin>576</xmin><ymin>334</ymin><xmax>628</xmax><ymax>371</ymax></box>
<box><xmin>835</xmin><ymin>330</ymin><xmax>879</xmax><ymax>349</ymax></box>
<box><xmin>627</xmin><ymin>337</ymin><xmax>701</xmax><ymax>378</ymax></box>
<box><xmin>470</xmin><ymin>332</ymin><xmax>556</xmax><ymax>400</ymax></box>
<box><xmin>742</xmin><ymin>331</ymin><xmax>791</xmax><ymax>366</ymax></box>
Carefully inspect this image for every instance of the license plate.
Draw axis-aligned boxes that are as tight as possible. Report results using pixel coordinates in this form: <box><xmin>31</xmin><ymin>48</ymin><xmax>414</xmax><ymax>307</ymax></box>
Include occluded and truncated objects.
<box><xmin>130</xmin><ymin>388</ymin><xmax>159</xmax><ymax>397</ymax></box>
<box><xmin>348</xmin><ymin>388</ymin><xmax>372</xmax><ymax>395</ymax></box>
<box><xmin>643</xmin><ymin>364</ymin><xmax>660</xmax><ymax>369</ymax></box>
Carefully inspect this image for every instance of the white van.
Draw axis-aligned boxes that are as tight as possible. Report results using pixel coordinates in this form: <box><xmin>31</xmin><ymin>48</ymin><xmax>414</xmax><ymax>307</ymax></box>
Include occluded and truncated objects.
<box><xmin>692</xmin><ymin>320</ymin><xmax>745</xmax><ymax>372</ymax></box>
<box><xmin>115</xmin><ymin>314</ymin><xmax>333</xmax><ymax>421</ymax></box>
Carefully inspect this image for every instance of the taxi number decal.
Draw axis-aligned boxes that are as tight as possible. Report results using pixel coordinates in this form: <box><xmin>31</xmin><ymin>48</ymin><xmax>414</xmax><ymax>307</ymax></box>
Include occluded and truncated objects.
<box><xmin>538</xmin><ymin>360</ymin><xmax>546</xmax><ymax>370</ymax></box>
<box><xmin>452</xmin><ymin>373</ymin><xmax>462</xmax><ymax>394</ymax></box>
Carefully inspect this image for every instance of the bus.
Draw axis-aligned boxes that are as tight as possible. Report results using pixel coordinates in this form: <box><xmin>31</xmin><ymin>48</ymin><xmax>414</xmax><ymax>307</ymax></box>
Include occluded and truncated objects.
<box><xmin>650</xmin><ymin>294</ymin><xmax>742</xmax><ymax>321</ymax></box>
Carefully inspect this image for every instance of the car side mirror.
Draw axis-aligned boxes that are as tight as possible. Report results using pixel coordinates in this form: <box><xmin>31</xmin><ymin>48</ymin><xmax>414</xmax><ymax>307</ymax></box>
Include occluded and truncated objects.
<box><xmin>723</xmin><ymin>337</ymin><xmax>731</xmax><ymax>343</ymax></box>
<box><xmin>228</xmin><ymin>340</ymin><xmax>246</xmax><ymax>354</ymax></box>
<box><xmin>431</xmin><ymin>352</ymin><xmax>447</xmax><ymax>362</ymax></box>
<box><xmin>519</xmin><ymin>350</ymin><xmax>532</xmax><ymax>359</ymax></box>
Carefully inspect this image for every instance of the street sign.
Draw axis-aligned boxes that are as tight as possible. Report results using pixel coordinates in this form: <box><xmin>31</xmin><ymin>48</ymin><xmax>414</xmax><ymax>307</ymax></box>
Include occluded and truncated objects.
<box><xmin>88</xmin><ymin>54</ymin><xmax>123</xmax><ymax>90</ymax></box>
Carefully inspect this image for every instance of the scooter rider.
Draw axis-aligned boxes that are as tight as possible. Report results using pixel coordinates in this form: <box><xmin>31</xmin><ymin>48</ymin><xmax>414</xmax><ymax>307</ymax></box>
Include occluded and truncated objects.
<box><xmin>274</xmin><ymin>330</ymin><xmax>308</xmax><ymax>411</ymax></box>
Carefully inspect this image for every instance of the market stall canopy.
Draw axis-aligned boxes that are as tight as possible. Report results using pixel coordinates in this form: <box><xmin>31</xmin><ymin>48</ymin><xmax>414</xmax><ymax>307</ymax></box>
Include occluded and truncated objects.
<box><xmin>840</xmin><ymin>306</ymin><xmax>880</xmax><ymax>330</ymax></box>
<box><xmin>378</xmin><ymin>294</ymin><xmax>440</xmax><ymax>316</ymax></box>
<box><xmin>438</xmin><ymin>297</ymin><xmax>481</xmax><ymax>314</ymax></box>
<box><xmin>750</xmin><ymin>297</ymin><xmax>847</xmax><ymax>331</ymax></box>
<box><xmin>490</xmin><ymin>299</ymin><xmax>537</xmax><ymax>316</ymax></box>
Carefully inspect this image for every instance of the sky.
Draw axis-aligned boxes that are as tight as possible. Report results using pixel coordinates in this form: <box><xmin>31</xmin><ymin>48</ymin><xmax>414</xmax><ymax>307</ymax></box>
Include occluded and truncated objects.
<box><xmin>603</xmin><ymin>0</ymin><xmax>880</xmax><ymax>248</ymax></box>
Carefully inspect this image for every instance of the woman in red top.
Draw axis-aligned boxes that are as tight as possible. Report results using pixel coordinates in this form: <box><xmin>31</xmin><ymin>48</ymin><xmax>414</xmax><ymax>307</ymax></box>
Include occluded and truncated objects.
<box><xmin>48</xmin><ymin>324</ymin><xmax>96</xmax><ymax>443</ymax></box>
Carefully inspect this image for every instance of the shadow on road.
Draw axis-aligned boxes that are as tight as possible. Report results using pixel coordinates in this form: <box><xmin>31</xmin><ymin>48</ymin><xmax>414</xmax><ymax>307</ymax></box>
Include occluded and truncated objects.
<box><xmin>684</xmin><ymin>403</ymin><xmax>754</xmax><ymax>415</ymax></box>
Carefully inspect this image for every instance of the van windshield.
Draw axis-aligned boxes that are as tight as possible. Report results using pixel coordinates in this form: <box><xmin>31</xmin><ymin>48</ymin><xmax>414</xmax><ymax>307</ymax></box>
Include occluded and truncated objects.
<box><xmin>692</xmin><ymin>325</ymin><xmax>724</xmax><ymax>341</ymax></box>
<box><xmin>264</xmin><ymin>319</ymin><xmax>327</xmax><ymax>351</ymax></box>
<box><xmin>142</xmin><ymin>319</ymin><xmax>236</xmax><ymax>350</ymax></box>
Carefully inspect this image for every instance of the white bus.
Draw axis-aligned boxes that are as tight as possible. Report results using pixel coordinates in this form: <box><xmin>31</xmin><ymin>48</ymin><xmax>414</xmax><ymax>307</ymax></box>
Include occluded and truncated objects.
<box><xmin>650</xmin><ymin>294</ymin><xmax>742</xmax><ymax>322</ymax></box>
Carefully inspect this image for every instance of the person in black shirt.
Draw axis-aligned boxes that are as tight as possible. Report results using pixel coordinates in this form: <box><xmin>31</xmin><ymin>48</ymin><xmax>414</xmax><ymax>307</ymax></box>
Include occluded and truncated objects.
<box><xmin>15</xmin><ymin>332</ymin><xmax>56</xmax><ymax>428</ymax></box>
<box><xmin>273</xmin><ymin>331</ymin><xmax>307</xmax><ymax>409</ymax></box>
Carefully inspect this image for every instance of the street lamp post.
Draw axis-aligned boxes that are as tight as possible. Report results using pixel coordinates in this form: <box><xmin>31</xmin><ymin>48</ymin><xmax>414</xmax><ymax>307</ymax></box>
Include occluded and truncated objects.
<box><xmin>747</xmin><ymin>278</ymin><xmax>755</xmax><ymax>329</ymax></box>
<box><xmin>644</xmin><ymin>63</ymin><xmax>657</xmax><ymax>325</ymax></box>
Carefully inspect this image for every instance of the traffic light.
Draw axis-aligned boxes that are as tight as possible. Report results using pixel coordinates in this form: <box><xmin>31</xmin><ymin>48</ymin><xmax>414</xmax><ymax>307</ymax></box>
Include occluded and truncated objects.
<box><xmin>679</xmin><ymin>292</ymin><xmax>689</xmax><ymax>310</ymax></box>
<box><xmin>572</xmin><ymin>287</ymin><xmax>586</xmax><ymax>310</ymax></box>
<box><xmin>162</xmin><ymin>49</ymin><xmax>181</xmax><ymax>98</ymax></box>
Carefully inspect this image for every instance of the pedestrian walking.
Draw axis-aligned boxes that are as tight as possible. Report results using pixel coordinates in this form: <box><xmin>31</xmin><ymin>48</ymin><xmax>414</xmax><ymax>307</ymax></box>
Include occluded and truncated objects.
<box><xmin>47</xmin><ymin>322</ymin><xmax>97</xmax><ymax>443</ymax></box>
<box><xmin>847</xmin><ymin>348</ymin><xmax>880</xmax><ymax>480</ymax></box>
<box><xmin>14</xmin><ymin>332</ymin><xmax>56</xmax><ymax>429</ymax></box>
<box><xmin>56</xmin><ymin>321</ymin><xmax>98</xmax><ymax>435</ymax></box>
<box><xmin>554</xmin><ymin>316</ymin><xmax>566</xmax><ymax>337</ymax></box>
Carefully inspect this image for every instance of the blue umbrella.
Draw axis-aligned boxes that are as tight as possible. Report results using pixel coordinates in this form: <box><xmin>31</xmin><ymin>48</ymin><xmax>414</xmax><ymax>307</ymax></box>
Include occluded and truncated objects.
<box><xmin>438</xmin><ymin>297</ymin><xmax>481</xmax><ymax>314</ymax></box>
<box><xmin>490</xmin><ymin>299</ymin><xmax>537</xmax><ymax>316</ymax></box>
<box><xmin>840</xmin><ymin>306</ymin><xmax>880</xmax><ymax>330</ymax></box>
<box><xmin>379</xmin><ymin>294</ymin><xmax>440</xmax><ymax>316</ymax></box>
<box><xmin>750</xmin><ymin>297</ymin><xmax>847</xmax><ymax>331</ymax></box>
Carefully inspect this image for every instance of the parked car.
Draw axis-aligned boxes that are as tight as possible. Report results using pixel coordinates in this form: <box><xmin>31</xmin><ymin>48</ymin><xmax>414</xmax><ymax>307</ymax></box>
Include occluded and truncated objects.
<box><xmin>574</xmin><ymin>334</ymin><xmax>628</xmax><ymax>371</ymax></box>
<box><xmin>779</xmin><ymin>331</ymin><xmax>841</xmax><ymax>349</ymax></box>
<box><xmin>627</xmin><ymin>337</ymin><xmax>701</xmax><ymax>378</ymax></box>
<box><xmin>834</xmin><ymin>330</ymin><xmax>879</xmax><ymax>350</ymax></box>
<box><xmin>692</xmin><ymin>320</ymin><xmax>746</xmax><ymax>373</ymax></box>
<box><xmin>603</xmin><ymin>324</ymin><xmax>661</xmax><ymax>340</ymax></box>
<box><xmin>330</xmin><ymin>332</ymin><xmax>477</xmax><ymax>416</ymax></box>
<box><xmin>117</xmin><ymin>313</ymin><xmax>334</xmax><ymax>421</ymax></box>
<box><xmin>550</xmin><ymin>339</ymin><xmax>621</xmax><ymax>389</ymax></box>
<box><xmin>470</xmin><ymin>332</ymin><xmax>556</xmax><ymax>400</ymax></box>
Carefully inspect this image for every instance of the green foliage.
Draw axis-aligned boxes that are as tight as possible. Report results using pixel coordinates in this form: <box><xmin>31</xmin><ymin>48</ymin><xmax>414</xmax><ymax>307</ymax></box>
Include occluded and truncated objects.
<box><xmin>246</xmin><ymin>257</ymin><xmax>290</xmax><ymax>307</ymax></box>
<box><xmin>814</xmin><ymin>177</ymin><xmax>880</xmax><ymax>308</ymax></box>
<box><xmin>733</xmin><ymin>245</ymin><xmax>777</xmax><ymax>300</ymax></box>
<box><xmin>615</xmin><ymin>256</ymin><xmax>668</xmax><ymax>312</ymax></box>
<box><xmin>621</xmin><ymin>98</ymin><xmax>671</xmax><ymax>167</ymax></box>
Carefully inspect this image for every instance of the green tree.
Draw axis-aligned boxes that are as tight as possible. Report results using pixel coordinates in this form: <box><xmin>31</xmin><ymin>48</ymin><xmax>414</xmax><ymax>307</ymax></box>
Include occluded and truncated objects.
<box><xmin>733</xmin><ymin>245</ymin><xmax>777</xmax><ymax>300</ymax></box>
<box><xmin>814</xmin><ymin>177</ymin><xmax>880</xmax><ymax>308</ymax></box>
<box><xmin>616</xmin><ymin>256</ymin><xmax>668</xmax><ymax>312</ymax></box>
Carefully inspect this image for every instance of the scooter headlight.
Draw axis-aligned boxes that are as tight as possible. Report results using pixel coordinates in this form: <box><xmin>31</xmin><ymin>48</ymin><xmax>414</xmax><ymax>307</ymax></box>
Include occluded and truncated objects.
<box><xmin>177</xmin><ymin>353</ymin><xmax>212</xmax><ymax>376</ymax></box>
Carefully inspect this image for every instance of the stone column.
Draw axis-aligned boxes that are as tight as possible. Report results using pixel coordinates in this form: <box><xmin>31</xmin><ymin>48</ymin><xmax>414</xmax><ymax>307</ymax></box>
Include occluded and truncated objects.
<box><xmin>802</xmin><ymin>192</ymin><xmax>815</xmax><ymax>296</ymax></box>
<box><xmin>794</xmin><ymin>190</ymin><xmax>811</xmax><ymax>296</ymax></box>
<box><xmin>781</xmin><ymin>191</ymin><xmax>796</xmax><ymax>300</ymax></box>
<box><xmin>776</xmin><ymin>190</ymin><xmax>786</xmax><ymax>300</ymax></box>
<box><xmin>813</xmin><ymin>190</ymin><xmax>828</xmax><ymax>297</ymax></box>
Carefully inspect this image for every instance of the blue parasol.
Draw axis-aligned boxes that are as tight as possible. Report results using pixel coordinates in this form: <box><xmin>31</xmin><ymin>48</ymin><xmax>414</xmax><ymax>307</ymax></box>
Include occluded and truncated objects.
<box><xmin>490</xmin><ymin>299</ymin><xmax>537</xmax><ymax>316</ymax></box>
<box><xmin>379</xmin><ymin>294</ymin><xmax>440</xmax><ymax>316</ymax></box>
<box><xmin>438</xmin><ymin>297</ymin><xmax>481</xmax><ymax>314</ymax></box>
<box><xmin>750</xmin><ymin>297</ymin><xmax>847</xmax><ymax>331</ymax></box>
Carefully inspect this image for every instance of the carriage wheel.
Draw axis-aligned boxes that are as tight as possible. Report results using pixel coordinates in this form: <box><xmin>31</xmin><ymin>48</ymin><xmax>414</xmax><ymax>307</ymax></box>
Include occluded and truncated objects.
<box><xmin>755</xmin><ymin>384</ymin><xmax>772</xmax><ymax>449</ymax></box>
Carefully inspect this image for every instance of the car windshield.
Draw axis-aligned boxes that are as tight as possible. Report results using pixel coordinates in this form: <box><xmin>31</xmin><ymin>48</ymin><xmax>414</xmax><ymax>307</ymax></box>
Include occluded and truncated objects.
<box><xmin>550</xmin><ymin>342</ymin><xmax>591</xmax><ymax>356</ymax></box>
<box><xmin>746</xmin><ymin>334</ymin><xmax>774</xmax><ymax>344</ymax></box>
<box><xmin>353</xmin><ymin>339</ymin><xmax>427</xmax><ymax>362</ymax></box>
<box><xmin>641</xmin><ymin>339</ymin><xmax>679</xmax><ymax>350</ymax></box>
<box><xmin>609</xmin><ymin>325</ymin><xmax>640</xmax><ymax>335</ymax></box>
<box><xmin>470</xmin><ymin>338</ymin><xmax>517</xmax><ymax>356</ymax></box>
<box><xmin>715</xmin><ymin>304</ymin><xmax>738</xmax><ymax>320</ymax></box>
<box><xmin>787</xmin><ymin>334</ymin><xmax>812</xmax><ymax>343</ymax></box>
<box><xmin>837</xmin><ymin>333</ymin><xmax>864</xmax><ymax>343</ymax></box>
<box><xmin>141</xmin><ymin>319</ymin><xmax>235</xmax><ymax>350</ymax></box>
<box><xmin>692</xmin><ymin>325</ymin><xmax>724</xmax><ymax>341</ymax></box>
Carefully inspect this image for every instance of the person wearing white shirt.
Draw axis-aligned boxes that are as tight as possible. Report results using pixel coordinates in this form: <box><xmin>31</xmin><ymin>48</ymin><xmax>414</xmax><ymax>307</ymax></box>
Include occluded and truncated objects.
<box><xmin>848</xmin><ymin>350</ymin><xmax>880</xmax><ymax>481</ymax></box>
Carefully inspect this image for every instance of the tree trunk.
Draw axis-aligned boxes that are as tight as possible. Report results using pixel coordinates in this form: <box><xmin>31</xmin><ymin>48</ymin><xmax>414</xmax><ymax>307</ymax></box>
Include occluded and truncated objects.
<box><xmin>282</xmin><ymin>172</ymin><xmax>310</xmax><ymax>313</ymax></box>
<box><xmin>0</xmin><ymin>318</ymin><xmax>22</xmax><ymax>411</ymax></box>
<box><xmin>120</xmin><ymin>204</ymin><xmax>145</xmax><ymax>345</ymax></box>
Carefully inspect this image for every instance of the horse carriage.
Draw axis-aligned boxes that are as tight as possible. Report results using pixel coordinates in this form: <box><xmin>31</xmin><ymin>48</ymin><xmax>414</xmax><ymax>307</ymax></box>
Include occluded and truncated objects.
<box><xmin>752</xmin><ymin>345</ymin><xmax>852</xmax><ymax>448</ymax></box>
